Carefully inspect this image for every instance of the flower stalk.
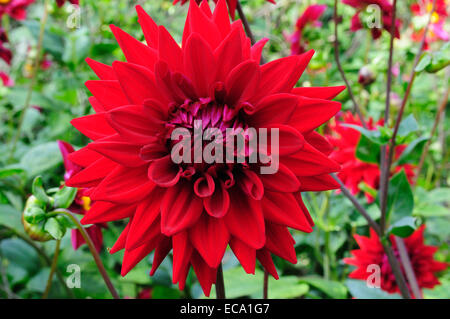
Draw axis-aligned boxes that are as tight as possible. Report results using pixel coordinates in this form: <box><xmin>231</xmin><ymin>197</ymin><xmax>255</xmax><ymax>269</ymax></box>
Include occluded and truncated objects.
<box><xmin>42</xmin><ymin>239</ymin><xmax>61</xmax><ymax>299</ymax></box>
<box><xmin>215</xmin><ymin>264</ymin><xmax>226</xmax><ymax>299</ymax></box>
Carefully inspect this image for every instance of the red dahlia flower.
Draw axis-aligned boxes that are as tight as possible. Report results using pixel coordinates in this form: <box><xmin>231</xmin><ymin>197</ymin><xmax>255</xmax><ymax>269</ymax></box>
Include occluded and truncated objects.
<box><xmin>411</xmin><ymin>0</ymin><xmax>449</xmax><ymax>48</ymax></box>
<box><xmin>67</xmin><ymin>0</ymin><xmax>343</xmax><ymax>296</ymax></box>
<box><xmin>327</xmin><ymin>111</ymin><xmax>415</xmax><ymax>202</ymax></box>
<box><xmin>0</xmin><ymin>0</ymin><xmax>35</xmax><ymax>21</ymax></box>
<box><xmin>287</xmin><ymin>4</ymin><xmax>327</xmax><ymax>55</ymax></box>
<box><xmin>343</xmin><ymin>0</ymin><xmax>401</xmax><ymax>39</ymax></box>
<box><xmin>56</xmin><ymin>0</ymin><xmax>79</xmax><ymax>7</ymax></box>
<box><xmin>0</xmin><ymin>71</ymin><xmax>13</xmax><ymax>87</ymax></box>
<box><xmin>58</xmin><ymin>141</ymin><xmax>105</xmax><ymax>252</ymax></box>
<box><xmin>173</xmin><ymin>0</ymin><xmax>276</xmax><ymax>19</ymax></box>
<box><xmin>344</xmin><ymin>225</ymin><xmax>447</xmax><ymax>297</ymax></box>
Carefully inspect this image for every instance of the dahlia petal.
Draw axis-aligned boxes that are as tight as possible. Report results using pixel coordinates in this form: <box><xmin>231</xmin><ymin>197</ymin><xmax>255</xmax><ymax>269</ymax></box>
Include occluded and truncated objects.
<box><xmin>90</xmin><ymin>166</ymin><xmax>155</xmax><ymax>203</ymax></box>
<box><xmin>110</xmin><ymin>24</ymin><xmax>158</xmax><ymax>70</ymax></box>
<box><xmin>294</xmin><ymin>192</ymin><xmax>315</xmax><ymax>227</ymax></box>
<box><xmin>298</xmin><ymin>174</ymin><xmax>340</xmax><ymax>191</ymax></box>
<box><xmin>193</xmin><ymin>173</ymin><xmax>215</xmax><ymax>197</ymax></box>
<box><xmin>212</xmin><ymin>0</ymin><xmax>231</xmax><ymax>39</ymax></box>
<box><xmin>249</xmin><ymin>93</ymin><xmax>298</xmax><ymax>127</ymax></box>
<box><xmin>139</xmin><ymin>141</ymin><xmax>168</xmax><ymax>161</ymax></box>
<box><xmin>172</xmin><ymin>231</ymin><xmax>193</xmax><ymax>284</ymax></box>
<box><xmin>85</xmin><ymin>58</ymin><xmax>116</xmax><ymax>80</ymax></box>
<box><xmin>292</xmin><ymin>85</ymin><xmax>346</xmax><ymax>100</ymax></box>
<box><xmin>225</xmin><ymin>60</ymin><xmax>260</xmax><ymax>106</ymax></box>
<box><xmin>189</xmin><ymin>214</ymin><xmax>229</xmax><ymax>268</ymax></box>
<box><xmin>148</xmin><ymin>155</ymin><xmax>182</xmax><ymax>187</ymax></box>
<box><xmin>71</xmin><ymin>113</ymin><xmax>116</xmax><ymax>141</ymax></box>
<box><xmin>251</xmin><ymin>38</ymin><xmax>269</xmax><ymax>64</ymax></box>
<box><xmin>125</xmin><ymin>189</ymin><xmax>164</xmax><ymax>250</ymax></box>
<box><xmin>188</xmin><ymin>0</ymin><xmax>221</xmax><ymax>49</ymax></box>
<box><xmin>85</xmin><ymin>80</ymin><xmax>130</xmax><ymax>111</ymax></box>
<box><xmin>265</xmin><ymin>222</ymin><xmax>297</xmax><ymax>264</ymax></box>
<box><xmin>87</xmin><ymin>136</ymin><xmax>146</xmax><ymax>167</ymax></box>
<box><xmin>89</xmin><ymin>96</ymin><xmax>105</xmax><ymax>113</ymax></box>
<box><xmin>112</xmin><ymin>61</ymin><xmax>168</xmax><ymax>105</ymax></box>
<box><xmin>108</xmin><ymin>105</ymin><xmax>162</xmax><ymax>145</ymax></box>
<box><xmin>81</xmin><ymin>201</ymin><xmax>136</xmax><ymax>224</ymax></box>
<box><xmin>184</xmin><ymin>33</ymin><xmax>216</xmax><ymax>98</ymax></box>
<box><xmin>110</xmin><ymin>221</ymin><xmax>131</xmax><ymax>254</ymax></box>
<box><xmin>224</xmin><ymin>187</ymin><xmax>265</xmax><ymax>249</ymax></box>
<box><xmin>136</xmin><ymin>5</ymin><xmax>159</xmax><ymax>48</ymax></box>
<box><xmin>67</xmin><ymin>147</ymin><xmax>100</xmax><ymax>168</ymax></box>
<box><xmin>191</xmin><ymin>250</ymin><xmax>217</xmax><ymax>297</ymax></box>
<box><xmin>214</xmin><ymin>28</ymin><xmax>243</xmax><ymax>83</ymax></box>
<box><xmin>150</xmin><ymin>236</ymin><xmax>172</xmax><ymax>276</ymax></box>
<box><xmin>288</xmin><ymin>96</ymin><xmax>341</xmax><ymax>133</ymax></box>
<box><xmin>237</xmin><ymin>169</ymin><xmax>264</xmax><ymax>200</ymax></box>
<box><xmin>66</xmin><ymin>157</ymin><xmax>118</xmax><ymax>188</ymax></box>
<box><xmin>161</xmin><ymin>180</ymin><xmax>203</xmax><ymax>236</ymax></box>
<box><xmin>304</xmin><ymin>131</ymin><xmax>333</xmax><ymax>156</ymax></box>
<box><xmin>262</xmin><ymin>191</ymin><xmax>313</xmax><ymax>232</ymax></box>
<box><xmin>259</xmin><ymin>163</ymin><xmax>300</xmax><ymax>193</ymax></box>
<box><xmin>229</xmin><ymin>237</ymin><xmax>256</xmax><ymax>274</ymax></box>
<box><xmin>57</xmin><ymin>140</ymin><xmax>78</xmax><ymax>173</ymax></box>
<box><xmin>204</xmin><ymin>180</ymin><xmax>230</xmax><ymax>218</ymax></box>
<box><xmin>282</xmin><ymin>142</ymin><xmax>341</xmax><ymax>176</ymax></box>
<box><xmin>158</xmin><ymin>26</ymin><xmax>183</xmax><ymax>72</ymax></box>
<box><xmin>256</xmin><ymin>249</ymin><xmax>279</xmax><ymax>279</ymax></box>
<box><xmin>199</xmin><ymin>0</ymin><xmax>213</xmax><ymax>17</ymax></box>
<box><xmin>71</xmin><ymin>229</ymin><xmax>83</xmax><ymax>251</ymax></box>
<box><xmin>262</xmin><ymin>124</ymin><xmax>305</xmax><ymax>156</ymax></box>
<box><xmin>121</xmin><ymin>237</ymin><xmax>160</xmax><ymax>276</ymax></box>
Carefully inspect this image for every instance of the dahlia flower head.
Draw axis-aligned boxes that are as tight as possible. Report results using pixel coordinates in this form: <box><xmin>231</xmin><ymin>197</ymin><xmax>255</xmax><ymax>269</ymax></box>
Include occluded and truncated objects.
<box><xmin>411</xmin><ymin>0</ymin><xmax>449</xmax><ymax>47</ymax></box>
<box><xmin>327</xmin><ymin>111</ymin><xmax>415</xmax><ymax>203</ymax></box>
<box><xmin>343</xmin><ymin>0</ymin><xmax>401</xmax><ymax>39</ymax></box>
<box><xmin>67</xmin><ymin>0</ymin><xmax>344</xmax><ymax>296</ymax></box>
<box><xmin>173</xmin><ymin>0</ymin><xmax>276</xmax><ymax>19</ymax></box>
<box><xmin>344</xmin><ymin>225</ymin><xmax>447</xmax><ymax>297</ymax></box>
<box><xmin>287</xmin><ymin>4</ymin><xmax>327</xmax><ymax>55</ymax></box>
<box><xmin>0</xmin><ymin>0</ymin><xmax>35</xmax><ymax>21</ymax></box>
<box><xmin>58</xmin><ymin>141</ymin><xmax>105</xmax><ymax>253</ymax></box>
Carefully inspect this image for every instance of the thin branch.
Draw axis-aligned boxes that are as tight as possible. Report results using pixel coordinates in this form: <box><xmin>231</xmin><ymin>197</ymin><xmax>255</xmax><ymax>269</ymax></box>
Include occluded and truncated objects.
<box><xmin>384</xmin><ymin>0</ymin><xmax>397</xmax><ymax>124</ymax></box>
<box><xmin>413</xmin><ymin>84</ymin><xmax>449</xmax><ymax>186</ymax></box>
<box><xmin>54</xmin><ymin>209</ymin><xmax>120</xmax><ymax>299</ymax></box>
<box><xmin>42</xmin><ymin>239</ymin><xmax>60</xmax><ymax>299</ymax></box>
<box><xmin>382</xmin><ymin>242</ymin><xmax>412</xmax><ymax>299</ymax></box>
<box><xmin>333</xmin><ymin>0</ymin><xmax>367</xmax><ymax>129</ymax></box>
<box><xmin>331</xmin><ymin>174</ymin><xmax>381</xmax><ymax>236</ymax></box>
<box><xmin>263</xmin><ymin>271</ymin><xmax>268</xmax><ymax>299</ymax></box>
<box><xmin>236</xmin><ymin>1</ymin><xmax>256</xmax><ymax>45</ymax></box>
<box><xmin>215</xmin><ymin>263</ymin><xmax>226</xmax><ymax>299</ymax></box>
<box><xmin>379</xmin><ymin>0</ymin><xmax>437</xmax><ymax>234</ymax></box>
<box><xmin>395</xmin><ymin>237</ymin><xmax>422</xmax><ymax>299</ymax></box>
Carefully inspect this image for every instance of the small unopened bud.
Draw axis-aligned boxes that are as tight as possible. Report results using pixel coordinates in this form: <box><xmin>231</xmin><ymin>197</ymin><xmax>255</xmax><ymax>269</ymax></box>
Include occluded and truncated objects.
<box><xmin>358</xmin><ymin>66</ymin><xmax>376</xmax><ymax>86</ymax></box>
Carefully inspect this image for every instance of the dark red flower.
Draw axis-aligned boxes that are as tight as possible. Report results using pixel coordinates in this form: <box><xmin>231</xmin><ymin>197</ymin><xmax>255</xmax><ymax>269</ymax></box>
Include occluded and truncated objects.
<box><xmin>343</xmin><ymin>0</ymin><xmax>401</xmax><ymax>39</ymax></box>
<box><xmin>287</xmin><ymin>4</ymin><xmax>327</xmax><ymax>55</ymax></box>
<box><xmin>411</xmin><ymin>0</ymin><xmax>449</xmax><ymax>48</ymax></box>
<box><xmin>327</xmin><ymin>111</ymin><xmax>415</xmax><ymax>202</ymax></box>
<box><xmin>0</xmin><ymin>71</ymin><xmax>13</xmax><ymax>87</ymax></box>
<box><xmin>344</xmin><ymin>225</ymin><xmax>447</xmax><ymax>297</ymax></box>
<box><xmin>67</xmin><ymin>0</ymin><xmax>343</xmax><ymax>296</ymax></box>
<box><xmin>173</xmin><ymin>0</ymin><xmax>276</xmax><ymax>19</ymax></box>
<box><xmin>56</xmin><ymin>0</ymin><xmax>79</xmax><ymax>8</ymax></box>
<box><xmin>58</xmin><ymin>140</ymin><xmax>105</xmax><ymax>252</ymax></box>
<box><xmin>0</xmin><ymin>27</ymin><xmax>12</xmax><ymax>65</ymax></box>
<box><xmin>0</xmin><ymin>0</ymin><xmax>35</xmax><ymax>21</ymax></box>
<box><xmin>137</xmin><ymin>288</ymin><xmax>152</xmax><ymax>299</ymax></box>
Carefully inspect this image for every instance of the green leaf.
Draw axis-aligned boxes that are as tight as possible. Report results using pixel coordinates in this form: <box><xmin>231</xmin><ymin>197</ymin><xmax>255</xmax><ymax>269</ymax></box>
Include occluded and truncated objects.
<box><xmin>379</xmin><ymin>170</ymin><xmax>414</xmax><ymax>224</ymax></box>
<box><xmin>44</xmin><ymin>217</ymin><xmax>65</xmax><ymax>240</ymax></box>
<box><xmin>20</xmin><ymin>142</ymin><xmax>62</xmax><ymax>177</ymax></box>
<box><xmin>387</xmin><ymin>217</ymin><xmax>417</xmax><ymax>237</ymax></box>
<box><xmin>0</xmin><ymin>166</ymin><xmax>25</xmax><ymax>179</ymax></box>
<box><xmin>355</xmin><ymin>134</ymin><xmax>381</xmax><ymax>164</ymax></box>
<box><xmin>340</xmin><ymin>124</ymin><xmax>384</xmax><ymax>144</ymax></box>
<box><xmin>415</xmin><ymin>53</ymin><xmax>432</xmax><ymax>73</ymax></box>
<box><xmin>396</xmin><ymin>115</ymin><xmax>419</xmax><ymax>141</ymax></box>
<box><xmin>396</xmin><ymin>136</ymin><xmax>429</xmax><ymax>165</ymax></box>
<box><xmin>31</xmin><ymin>176</ymin><xmax>51</xmax><ymax>205</ymax></box>
<box><xmin>0</xmin><ymin>205</ymin><xmax>23</xmax><ymax>231</ymax></box>
<box><xmin>346</xmin><ymin>279</ymin><xmax>401</xmax><ymax>299</ymax></box>
<box><xmin>298</xmin><ymin>276</ymin><xmax>348</xmax><ymax>299</ymax></box>
<box><xmin>0</xmin><ymin>238</ymin><xmax>40</xmax><ymax>274</ymax></box>
<box><xmin>53</xmin><ymin>186</ymin><xmax>77</xmax><ymax>209</ymax></box>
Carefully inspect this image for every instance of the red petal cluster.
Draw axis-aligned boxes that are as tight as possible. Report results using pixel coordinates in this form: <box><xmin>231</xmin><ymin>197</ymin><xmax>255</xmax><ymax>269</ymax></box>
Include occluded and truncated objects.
<box><xmin>58</xmin><ymin>141</ymin><xmax>105</xmax><ymax>252</ymax></box>
<box><xmin>0</xmin><ymin>0</ymin><xmax>35</xmax><ymax>21</ymax></box>
<box><xmin>344</xmin><ymin>225</ymin><xmax>447</xmax><ymax>297</ymax></box>
<box><xmin>68</xmin><ymin>0</ymin><xmax>343</xmax><ymax>296</ymax></box>
<box><xmin>56</xmin><ymin>0</ymin><xmax>79</xmax><ymax>8</ymax></box>
<box><xmin>327</xmin><ymin>111</ymin><xmax>415</xmax><ymax>203</ymax></box>
<box><xmin>173</xmin><ymin>0</ymin><xmax>276</xmax><ymax>19</ymax></box>
<box><xmin>411</xmin><ymin>0</ymin><xmax>449</xmax><ymax>48</ymax></box>
<box><xmin>342</xmin><ymin>0</ymin><xmax>401</xmax><ymax>39</ymax></box>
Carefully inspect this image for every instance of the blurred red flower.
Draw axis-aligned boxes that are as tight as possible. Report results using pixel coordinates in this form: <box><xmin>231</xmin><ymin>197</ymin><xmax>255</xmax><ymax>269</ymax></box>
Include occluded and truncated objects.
<box><xmin>173</xmin><ymin>0</ymin><xmax>276</xmax><ymax>19</ymax></box>
<box><xmin>0</xmin><ymin>71</ymin><xmax>13</xmax><ymax>87</ymax></box>
<box><xmin>411</xmin><ymin>0</ymin><xmax>449</xmax><ymax>48</ymax></box>
<box><xmin>342</xmin><ymin>0</ymin><xmax>401</xmax><ymax>39</ymax></box>
<box><xmin>286</xmin><ymin>4</ymin><xmax>327</xmax><ymax>55</ymax></box>
<box><xmin>56</xmin><ymin>0</ymin><xmax>79</xmax><ymax>7</ymax></box>
<box><xmin>0</xmin><ymin>27</ymin><xmax>12</xmax><ymax>65</ymax></box>
<box><xmin>67</xmin><ymin>0</ymin><xmax>343</xmax><ymax>296</ymax></box>
<box><xmin>0</xmin><ymin>0</ymin><xmax>35</xmax><ymax>21</ymax></box>
<box><xmin>344</xmin><ymin>225</ymin><xmax>447</xmax><ymax>297</ymax></box>
<box><xmin>327</xmin><ymin>111</ymin><xmax>415</xmax><ymax>202</ymax></box>
<box><xmin>58</xmin><ymin>140</ymin><xmax>105</xmax><ymax>253</ymax></box>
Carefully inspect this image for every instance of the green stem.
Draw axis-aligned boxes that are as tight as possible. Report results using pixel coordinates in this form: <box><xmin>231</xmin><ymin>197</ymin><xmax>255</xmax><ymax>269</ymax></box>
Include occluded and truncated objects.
<box><xmin>8</xmin><ymin>0</ymin><xmax>49</xmax><ymax>161</ymax></box>
<box><xmin>42</xmin><ymin>239</ymin><xmax>60</xmax><ymax>299</ymax></box>
<box><xmin>53</xmin><ymin>209</ymin><xmax>120</xmax><ymax>299</ymax></box>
